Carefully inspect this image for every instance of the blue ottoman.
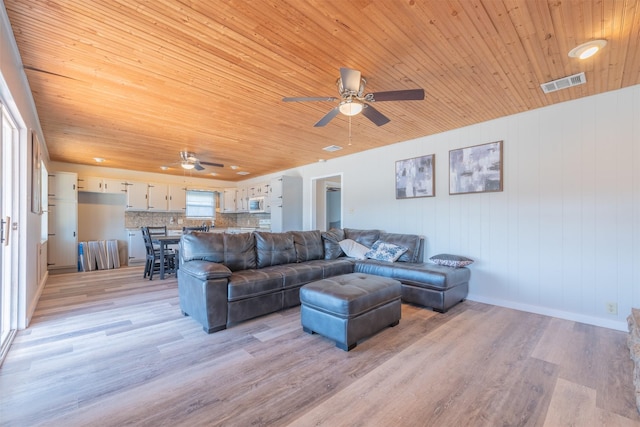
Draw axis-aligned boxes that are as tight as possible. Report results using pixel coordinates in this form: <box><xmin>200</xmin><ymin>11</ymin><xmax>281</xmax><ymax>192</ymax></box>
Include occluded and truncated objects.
<box><xmin>300</xmin><ymin>273</ymin><xmax>401</xmax><ymax>351</ymax></box>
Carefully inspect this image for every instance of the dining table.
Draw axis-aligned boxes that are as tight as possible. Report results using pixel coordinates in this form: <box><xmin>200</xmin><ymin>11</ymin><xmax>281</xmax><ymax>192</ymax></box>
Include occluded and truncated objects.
<box><xmin>151</xmin><ymin>235</ymin><xmax>181</xmax><ymax>279</ymax></box>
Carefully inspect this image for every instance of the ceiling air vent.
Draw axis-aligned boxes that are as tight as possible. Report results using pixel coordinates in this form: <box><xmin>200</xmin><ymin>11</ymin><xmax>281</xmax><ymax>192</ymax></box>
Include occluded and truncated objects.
<box><xmin>540</xmin><ymin>72</ymin><xmax>586</xmax><ymax>94</ymax></box>
<box><xmin>323</xmin><ymin>145</ymin><xmax>343</xmax><ymax>152</ymax></box>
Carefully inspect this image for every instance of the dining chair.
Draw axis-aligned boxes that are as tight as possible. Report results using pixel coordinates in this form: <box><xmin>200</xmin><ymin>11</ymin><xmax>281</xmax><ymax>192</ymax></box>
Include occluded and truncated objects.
<box><xmin>141</xmin><ymin>226</ymin><xmax>176</xmax><ymax>280</ymax></box>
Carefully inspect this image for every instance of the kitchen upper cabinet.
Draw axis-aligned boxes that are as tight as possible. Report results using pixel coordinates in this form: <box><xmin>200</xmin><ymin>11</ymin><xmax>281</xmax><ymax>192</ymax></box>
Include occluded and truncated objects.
<box><xmin>221</xmin><ymin>188</ymin><xmax>237</xmax><ymax>213</ymax></box>
<box><xmin>167</xmin><ymin>185</ymin><xmax>186</xmax><ymax>212</ymax></box>
<box><xmin>238</xmin><ymin>187</ymin><xmax>249</xmax><ymax>212</ymax></box>
<box><xmin>124</xmin><ymin>181</ymin><xmax>148</xmax><ymax>210</ymax></box>
<box><xmin>78</xmin><ymin>176</ymin><xmax>124</xmax><ymax>194</ymax></box>
<box><xmin>147</xmin><ymin>183</ymin><xmax>168</xmax><ymax>211</ymax></box>
<box><xmin>102</xmin><ymin>178</ymin><xmax>125</xmax><ymax>194</ymax></box>
<box><xmin>247</xmin><ymin>182</ymin><xmax>269</xmax><ymax>198</ymax></box>
<box><xmin>261</xmin><ymin>182</ymin><xmax>271</xmax><ymax>197</ymax></box>
<box><xmin>48</xmin><ymin>172</ymin><xmax>77</xmax><ymax>201</ymax></box>
<box><xmin>270</xmin><ymin>175</ymin><xmax>302</xmax><ymax>232</ymax></box>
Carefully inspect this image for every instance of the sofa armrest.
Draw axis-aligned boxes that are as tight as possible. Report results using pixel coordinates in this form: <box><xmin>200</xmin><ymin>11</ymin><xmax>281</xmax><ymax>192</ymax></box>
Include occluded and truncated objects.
<box><xmin>180</xmin><ymin>260</ymin><xmax>232</xmax><ymax>281</ymax></box>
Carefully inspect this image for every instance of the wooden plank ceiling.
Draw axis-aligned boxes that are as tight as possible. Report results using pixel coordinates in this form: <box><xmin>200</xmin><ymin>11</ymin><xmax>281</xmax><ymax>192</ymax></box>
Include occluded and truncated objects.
<box><xmin>4</xmin><ymin>0</ymin><xmax>640</xmax><ymax>181</ymax></box>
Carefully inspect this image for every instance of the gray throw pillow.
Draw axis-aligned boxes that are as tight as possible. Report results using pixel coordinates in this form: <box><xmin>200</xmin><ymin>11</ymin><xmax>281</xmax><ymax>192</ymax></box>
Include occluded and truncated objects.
<box><xmin>321</xmin><ymin>228</ymin><xmax>345</xmax><ymax>259</ymax></box>
<box><xmin>429</xmin><ymin>253</ymin><xmax>474</xmax><ymax>268</ymax></box>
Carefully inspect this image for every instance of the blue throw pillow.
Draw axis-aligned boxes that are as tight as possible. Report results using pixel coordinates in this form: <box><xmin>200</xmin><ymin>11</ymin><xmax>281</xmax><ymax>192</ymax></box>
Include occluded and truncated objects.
<box><xmin>365</xmin><ymin>240</ymin><xmax>408</xmax><ymax>262</ymax></box>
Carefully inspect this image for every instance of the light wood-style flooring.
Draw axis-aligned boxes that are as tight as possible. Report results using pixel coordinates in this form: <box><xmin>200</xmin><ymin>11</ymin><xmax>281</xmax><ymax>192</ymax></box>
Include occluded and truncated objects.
<box><xmin>1</xmin><ymin>267</ymin><xmax>638</xmax><ymax>426</ymax></box>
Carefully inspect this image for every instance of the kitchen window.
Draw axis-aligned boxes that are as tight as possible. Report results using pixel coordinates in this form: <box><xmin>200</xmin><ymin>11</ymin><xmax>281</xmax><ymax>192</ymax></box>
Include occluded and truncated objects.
<box><xmin>185</xmin><ymin>190</ymin><xmax>216</xmax><ymax>219</ymax></box>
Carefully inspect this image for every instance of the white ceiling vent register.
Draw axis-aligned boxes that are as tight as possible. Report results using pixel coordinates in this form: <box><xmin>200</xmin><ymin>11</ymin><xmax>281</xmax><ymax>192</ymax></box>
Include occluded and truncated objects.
<box><xmin>540</xmin><ymin>72</ymin><xmax>586</xmax><ymax>94</ymax></box>
<box><xmin>323</xmin><ymin>145</ymin><xmax>343</xmax><ymax>152</ymax></box>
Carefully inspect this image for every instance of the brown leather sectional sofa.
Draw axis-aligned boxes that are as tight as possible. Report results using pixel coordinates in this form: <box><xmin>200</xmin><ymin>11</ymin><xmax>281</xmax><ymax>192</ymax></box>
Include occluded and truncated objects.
<box><xmin>177</xmin><ymin>228</ymin><xmax>471</xmax><ymax>333</ymax></box>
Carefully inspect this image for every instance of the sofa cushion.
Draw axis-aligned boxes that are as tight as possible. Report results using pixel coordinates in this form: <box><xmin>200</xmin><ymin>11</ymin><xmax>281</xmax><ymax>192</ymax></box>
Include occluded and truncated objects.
<box><xmin>304</xmin><ymin>258</ymin><xmax>355</xmax><ymax>278</ymax></box>
<box><xmin>254</xmin><ymin>231</ymin><xmax>297</xmax><ymax>268</ymax></box>
<box><xmin>291</xmin><ymin>230</ymin><xmax>324</xmax><ymax>262</ymax></box>
<box><xmin>223</xmin><ymin>232</ymin><xmax>257</xmax><ymax>271</ymax></box>
<box><xmin>227</xmin><ymin>269</ymin><xmax>284</xmax><ymax>301</ymax></box>
<box><xmin>339</xmin><ymin>239</ymin><xmax>370</xmax><ymax>260</ymax></box>
<box><xmin>365</xmin><ymin>240</ymin><xmax>408</xmax><ymax>262</ymax></box>
<box><xmin>180</xmin><ymin>232</ymin><xmax>225</xmax><ymax>263</ymax></box>
<box><xmin>379</xmin><ymin>232</ymin><xmax>423</xmax><ymax>263</ymax></box>
<box><xmin>429</xmin><ymin>253</ymin><xmax>474</xmax><ymax>268</ymax></box>
<box><xmin>354</xmin><ymin>260</ymin><xmax>470</xmax><ymax>290</ymax></box>
<box><xmin>322</xmin><ymin>228</ymin><xmax>345</xmax><ymax>260</ymax></box>
<box><xmin>344</xmin><ymin>228</ymin><xmax>381</xmax><ymax>248</ymax></box>
<box><xmin>180</xmin><ymin>260</ymin><xmax>232</xmax><ymax>280</ymax></box>
<box><xmin>261</xmin><ymin>263</ymin><xmax>325</xmax><ymax>289</ymax></box>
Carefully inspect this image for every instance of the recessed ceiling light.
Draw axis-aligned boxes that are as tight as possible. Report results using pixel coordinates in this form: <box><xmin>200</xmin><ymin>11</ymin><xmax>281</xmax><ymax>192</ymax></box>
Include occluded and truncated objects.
<box><xmin>93</xmin><ymin>157</ymin><xmax>105</xmax><ymax>163</ymax></box>
<box><xmin>210</xmin><ymin>172</ymin><xmax>218</xmax><ymax>176</ymax></box>
<box><xmin>160</xmin><ymin>166</ymin><xmax>169</xmax><ymax>170</ymax></box>
<box><xmin>230</xmin><ymin>165</ymin><xmax>239</xmax><ymax>170</ymax></box>
<box><xmin>318</xmin><ymin>159</ymin><xmax>326</xmax><ymax>163</ymax></box>
<box><xmin>237</xmin><ymin>171</ymin><xmax>250</xmax><ymax>175</ymax></box>
<box><xmin>568</xmin><ymin>39</ymin><xmax>607</xmax><ymax>59</ymax></box>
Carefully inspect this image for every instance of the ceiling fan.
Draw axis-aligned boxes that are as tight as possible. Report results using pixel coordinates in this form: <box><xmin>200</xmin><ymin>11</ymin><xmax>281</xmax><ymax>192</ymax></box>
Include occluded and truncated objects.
<box><xmin>179</xmin><ymin>151</ymin><xmax>224</xmax><ymax>171</ymax></box>
<box><xmin>283</xmin><ymin>67</ymin><xmax>425</xmax><ymax>127</ymax></box>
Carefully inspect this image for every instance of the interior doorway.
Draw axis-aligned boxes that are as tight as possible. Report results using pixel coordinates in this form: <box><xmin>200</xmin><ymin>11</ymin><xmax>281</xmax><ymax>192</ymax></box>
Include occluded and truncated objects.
<box><xmin>311</xmin><ymin>174</ymin><xmax>342</xmax><ymax>231</ymax></box>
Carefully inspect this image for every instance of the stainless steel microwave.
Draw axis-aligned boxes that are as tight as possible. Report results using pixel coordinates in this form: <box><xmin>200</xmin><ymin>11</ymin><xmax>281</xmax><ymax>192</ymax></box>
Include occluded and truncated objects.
<box><xmin>249</xmin><ymin>196</ymin><xmax>266</xmax><ymax>213</ymax></box>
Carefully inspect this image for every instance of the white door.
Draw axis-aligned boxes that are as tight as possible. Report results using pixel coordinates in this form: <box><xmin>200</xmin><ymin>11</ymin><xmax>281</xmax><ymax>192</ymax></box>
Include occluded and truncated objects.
<box><xmin>0</xmin><ymin>106</ymin><xmax>17</xmax><ymax>358</ymax></box>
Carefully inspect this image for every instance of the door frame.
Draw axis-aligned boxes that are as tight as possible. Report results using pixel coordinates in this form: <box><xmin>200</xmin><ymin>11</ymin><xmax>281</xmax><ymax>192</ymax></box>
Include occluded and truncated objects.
<box><xmin>310</xmin><ymin>173</ymin><xmax>343</xmax><ymax>232</ymax></box>
<box><xmin>0</xmin><ymin>102</ymin><xmax>19</xmax><ymax>363</ymax></box>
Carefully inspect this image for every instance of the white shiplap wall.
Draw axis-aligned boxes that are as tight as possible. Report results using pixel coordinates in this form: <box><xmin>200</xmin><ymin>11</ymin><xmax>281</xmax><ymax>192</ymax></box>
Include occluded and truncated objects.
<box><xmin>290</xmin><ymin>84</ymin><xmax>640</xmax><ymax>331</ymax></box>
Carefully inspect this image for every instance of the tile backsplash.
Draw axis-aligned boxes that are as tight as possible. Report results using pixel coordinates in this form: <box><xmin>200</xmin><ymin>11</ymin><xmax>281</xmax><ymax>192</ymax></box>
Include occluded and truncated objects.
<box><xmin>124</xmin><ymin>211</ymin><xmax>269</xmax><ymax>230</ymax></box>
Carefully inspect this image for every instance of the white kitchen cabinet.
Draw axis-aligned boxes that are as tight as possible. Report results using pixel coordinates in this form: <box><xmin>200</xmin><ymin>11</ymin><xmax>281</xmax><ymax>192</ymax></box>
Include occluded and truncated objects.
<box><xmin>147</xmin><ymin>183</ymin><xmax>168</xmax><ymax>211</ymax></box>
<box><xmin>48</xmin><ymin>171</ymin><xmax>77</xmax><ymax>201</ymax></box>
<box><xmin>78</xmin><ymin>176</ymin><xmax>124</xmax><ymax>194</ymax></box>
<box><xmin>221</xmin><ymin>188</ymin><xmax>237</xmax><ymax>212</ymax></box>
<box><xmin>102</xmin><ymin>178</ymin><xmax>125</xmax><ymax>194</ymax></box>
<box><xmin>167</xmin><ymin>185</ymin><xmax>186</xmax><ymax>212</ymax></box>
<box><xmin>261</xmin><ymin>182</ymin><xmax>271</xmax><ymax>197</ymax></box>
<box><xmin>127</xmin><ymin>229</ymin><xmax>146</xmax><ymax>264</ymax></box>
<box><xmin>269</xmin><ymin>175</ymin><xmax>302</xmax><ymax>232</ymax></box>
<box><xmin>237</xmin><ymin>187</ymin><xmax>249</xmax><ymax>212</ymax></box>
<box><xmin>47</xmin><ymin>172</ymin><xmax>78</xmax><ymax>270</ymax></box>
<box><xmin>124</xmin><ymin>181</ymin><xmax>148</xmax><ymax>210</ymax></box>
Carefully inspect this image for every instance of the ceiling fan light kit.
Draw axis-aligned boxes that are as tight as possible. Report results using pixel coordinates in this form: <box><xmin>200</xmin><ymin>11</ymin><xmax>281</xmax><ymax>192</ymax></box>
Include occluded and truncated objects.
<box><xmin>338</xmin><ymin>100</ymin><xmax>363</xmax><ymax>116</ymax></box>
<box><xmin>283</xmin><ymin>67</ymin><xmax>425</xmax><ymax>127</ymax></box>
<box><xmin>176</xmin><ymin>150</ymin><xmax>224</xmax><ymax>171</ymax></box>
<box><xmin>568</xmin><ymin>39</ymin><xmax>607</xmax><ymax>59</ymax></box>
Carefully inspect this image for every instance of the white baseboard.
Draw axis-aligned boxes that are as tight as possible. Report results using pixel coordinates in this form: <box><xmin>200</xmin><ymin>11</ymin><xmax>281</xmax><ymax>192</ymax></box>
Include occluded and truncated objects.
<box><xmin>467</xmin><ymin>294</ymin><xmax>628</xmax><ymax>332</ymax></box>
<box><xmin>25</xmin><ymin>270</ymin><xmax>48</xmax><ymax>328</ymax></box>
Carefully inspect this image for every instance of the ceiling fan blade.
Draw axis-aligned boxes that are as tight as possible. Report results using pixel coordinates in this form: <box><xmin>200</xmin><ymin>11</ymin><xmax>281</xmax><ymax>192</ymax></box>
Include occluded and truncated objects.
<box><xmin>369</xmin><ymin>89</ymin><xmax>425</xmax><ymax>102</ymax></box>
<box><xmin>362</xmin><ymin>104</ymin><xmax>391</xmax><ymax>126</ymax></box>
<box><xmin>340</xmin><ymin>67</ymin><xmax>362</xmax><ymax>92</ymax></box>
<box><xmin>199</xmin><ymin>161</ymin><xmax>224</xmax><ymax>168</ymax></box>
<box><xmin>193</xmin><ymin>162</ymin><xmax>205</xmax><ymax>171</ymax></box>
<box><xmin>283</xmin><ymin>96</ymin><xmax>338</xmax><ymax>102</ymax></box>
<box><xmin>314</xmin><ymin>107</ymin><xmax>340</xmax><ymax>127</ymax></box>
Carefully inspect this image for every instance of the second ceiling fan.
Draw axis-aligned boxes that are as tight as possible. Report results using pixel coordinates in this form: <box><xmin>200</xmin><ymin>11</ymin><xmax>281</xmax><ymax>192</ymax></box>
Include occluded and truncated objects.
<box><xmin>283</xmin><ymin>67</ymin><xmax>424</xmax><ymax>127</ymax></box>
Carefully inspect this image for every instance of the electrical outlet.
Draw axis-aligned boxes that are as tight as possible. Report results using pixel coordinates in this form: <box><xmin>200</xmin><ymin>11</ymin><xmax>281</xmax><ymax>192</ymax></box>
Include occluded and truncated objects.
<box><xmin>606</xmin><ymin>302</ymin><xmax>618</xmax><ymax>315</ymax></box>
